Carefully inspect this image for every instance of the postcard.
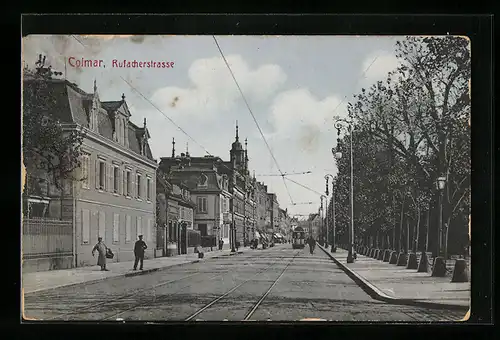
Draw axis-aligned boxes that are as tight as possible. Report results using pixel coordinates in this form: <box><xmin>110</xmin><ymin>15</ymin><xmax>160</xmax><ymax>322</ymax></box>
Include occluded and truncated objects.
<box><xmin>21</xmin><ymin>34</ymin><xmax>471</xmax><ymax>322</ymax></box>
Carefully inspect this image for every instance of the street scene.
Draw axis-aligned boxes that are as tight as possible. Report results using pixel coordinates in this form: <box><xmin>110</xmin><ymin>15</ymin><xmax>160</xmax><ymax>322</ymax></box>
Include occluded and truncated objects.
<box><xmin>22</xmin><ymin>35</ymin><xmax>470</xmax><ymax>322</ymax></box>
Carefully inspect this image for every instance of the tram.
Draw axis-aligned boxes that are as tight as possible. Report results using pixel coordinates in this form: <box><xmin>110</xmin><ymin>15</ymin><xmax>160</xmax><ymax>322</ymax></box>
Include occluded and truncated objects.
<box><xmin>291</xmin><ymin>226</ymin><xmax>306</xmax><ymax>249</ymax></box>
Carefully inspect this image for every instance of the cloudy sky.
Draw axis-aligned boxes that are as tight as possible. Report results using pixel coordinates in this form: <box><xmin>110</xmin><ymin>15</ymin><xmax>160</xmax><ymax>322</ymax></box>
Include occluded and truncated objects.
<box><xmin>22</xmin><ymin>35</ymin><xmax>404</xmax><ymax>219</ymax></box>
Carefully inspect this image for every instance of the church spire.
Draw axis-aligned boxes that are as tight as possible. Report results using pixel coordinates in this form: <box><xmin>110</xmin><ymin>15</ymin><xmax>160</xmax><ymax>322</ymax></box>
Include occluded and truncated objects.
<box><xmin>235</xmin><ymin>120</ymin><xmax>239</xmax><ymax>141</ymax></box>
<box><xmin>172</xmin><ymin>138</ymin><xmax>175</xmax><ymax>158</ymax></box>
<box><xmin>93</xmin><ymin>79</ymin><xmax>97</xmax><ymax>92</ymax></box>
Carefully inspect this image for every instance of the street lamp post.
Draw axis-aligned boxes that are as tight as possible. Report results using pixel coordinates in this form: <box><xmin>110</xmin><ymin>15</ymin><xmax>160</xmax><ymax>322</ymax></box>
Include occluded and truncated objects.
<box><xmin>325</xmin><ymin>174</ymin><xmax>336</xmax><ymax>252</ymax></box>
<box><xmin>436</xmin><ymin>176</ymin><xmax>447</xmax><ymax>258</ymax></box>
<box><xmin>334</xmin><ymin>119</ymin><xmax>355</xmax><ymax>263</ymax></box>
<box><xmin>231</xmin><ymin>197</ymin><xmax>236</xmax><ymax>253</ymax></box>
<box><xmin>320</xmin><ymin>195</ymin><xmax>326</xmax><ymax>247</ymax></box>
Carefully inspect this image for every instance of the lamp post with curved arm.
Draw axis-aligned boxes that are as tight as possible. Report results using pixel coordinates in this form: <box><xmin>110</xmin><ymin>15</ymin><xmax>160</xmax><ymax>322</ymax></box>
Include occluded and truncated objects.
<box><xmin>324</xmin><ymin>174</ymin><xmax>337</xmax><ymax>253</ymax></box>
<box><xmin>334</xmin><ymin>119</ymin><xmax>355</xmax><ymax>263</ymax></box>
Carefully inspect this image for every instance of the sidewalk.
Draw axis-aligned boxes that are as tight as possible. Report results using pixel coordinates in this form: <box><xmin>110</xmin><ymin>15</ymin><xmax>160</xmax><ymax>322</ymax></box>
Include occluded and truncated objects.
<box><xmin>22</xmin><ymin>247</ymin><xmax>245</xmax><ymax>295</ymax></box>
<box><xmin>318</xmin><ymin>245</ymin><xmax>470</xmax><ymax>311</ymax></box>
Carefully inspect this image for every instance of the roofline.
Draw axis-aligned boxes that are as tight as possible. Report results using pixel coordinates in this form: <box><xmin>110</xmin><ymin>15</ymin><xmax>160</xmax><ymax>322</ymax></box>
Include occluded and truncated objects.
<box><xmin>61</xmin><ymin>124</ymin><xmax>158</xmax><ymax>169</ymax></box>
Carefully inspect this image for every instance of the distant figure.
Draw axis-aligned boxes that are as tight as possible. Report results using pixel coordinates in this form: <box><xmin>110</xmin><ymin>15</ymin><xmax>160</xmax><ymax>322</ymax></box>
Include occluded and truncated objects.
<box><xmin>92</xmin><ymin>237</ymin><xmax>109</xmax><ymax>271</ymax></box>
<box><xmin>133</xmin><ymin>235</ymin><xmax>148</xmax><ymax>271</ymax></box>
<box><xmin>307</xmin><ymin>236</ymin><xmax>316</xmax><ymax>255</ymax></box>
<box><xmin>235</xmin><ymin>241</ymin><xmax>240</xmax><ymax>251</ymax></box>
<box><xmin>219</xmin><ymin>238</ymin><xmax>224</xmax><ymax>250</ymax></box>
<box><xmin>254</xmin><ymin>238</ymin><xmax>259</xmax><ymax>249</ymax></box>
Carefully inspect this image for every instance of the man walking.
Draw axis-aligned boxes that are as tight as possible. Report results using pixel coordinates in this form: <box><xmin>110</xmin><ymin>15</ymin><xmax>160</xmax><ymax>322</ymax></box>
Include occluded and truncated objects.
<box><xmin>92</xmin><ymin>237</ymin><xmax>109</xmax><ymax>271</ymax></box>
<box><xmin>133</xmin><ymin>235</ymin><xmax>147</xmax><ymax>271</ymax></box>
<box><xmin>307</xmin><ymin>235</ymin><xmax>316</xmax><ymax>255</ymax></box>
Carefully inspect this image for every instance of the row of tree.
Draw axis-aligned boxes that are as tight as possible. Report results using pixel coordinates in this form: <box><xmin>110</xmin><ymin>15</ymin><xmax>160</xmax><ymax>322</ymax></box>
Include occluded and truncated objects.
<box><xmin>328</xmin><ymin>36</ymin><xmax>470</xmax><ymax>259</ymax></box>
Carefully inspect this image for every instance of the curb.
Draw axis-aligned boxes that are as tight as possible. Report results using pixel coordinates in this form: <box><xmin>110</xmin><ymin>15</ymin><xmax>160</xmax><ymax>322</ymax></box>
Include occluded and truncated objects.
<box><xmin>317</xmin><ymin>244</ymin><xmax>469</xmax><ymax>312</ymax></box>
<box><xmin>24</xmin><ymin>250</ymin><xmax>246</xmax><ymax>295</ymax></box>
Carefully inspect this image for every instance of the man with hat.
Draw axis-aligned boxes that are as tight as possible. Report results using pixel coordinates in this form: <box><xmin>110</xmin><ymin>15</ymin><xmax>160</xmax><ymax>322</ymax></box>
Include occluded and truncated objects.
<box><xmin>133</xmin><ymin>235</ymin><xmax>148</xmax><ymax>271</ymax></box>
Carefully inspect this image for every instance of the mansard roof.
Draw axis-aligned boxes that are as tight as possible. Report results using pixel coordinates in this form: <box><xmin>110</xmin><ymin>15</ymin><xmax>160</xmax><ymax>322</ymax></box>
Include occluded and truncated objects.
<box><xmin>23</xmin><ymin>77</ymin><xmax>154</xmax><ymax>162</ymax></box>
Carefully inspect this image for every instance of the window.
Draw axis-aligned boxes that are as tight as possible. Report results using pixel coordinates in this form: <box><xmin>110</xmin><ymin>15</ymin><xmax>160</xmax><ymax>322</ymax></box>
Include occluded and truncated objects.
<box><xmin>81</xmin><ymin>154</ymin><xmax>90</xmax><ymax>189</ymax></box>
<box><xmin>113</xmin><ymin>213</ymin><xmax>119</xmax><ymax>243</ymax></box>
<box><xmin>98</xmin><ymin>211</ymin><xmax>105</xmax><ymax>241</ymax></box>
<box><xmin>81</xmin><ymin>209</ymin><xmax>90</xmax><ymax>244</ymax></box>
<box><xmin>113</xmin><ymin>166</ymin><xmax>120</xmax><ymax>193</ymax></box>
<box><xmin>197</xmin><ymin>197</ymin><xmax>208</xmax><ymax>213</ymax></box>
<box><xmin>136</xmin><ymin>173</ymin><xmax>142</xmax><ymax>199</ymax></box>
<box><xmin>198</xmin><ymin>224</ymin><xmax>207</xmax><ymax>236</ymax></box>
<box><xmin>97</xmin><ymin>160</ymin><xmax>106</xmax><ymax>190</ymax></box>
<box><xmin>222</xmin><ymin>197</ymin><xmax>228</xmax><ymax>212</ymax></box>
<box><xmin>126</xmin><ymin>170</ymin><xmax>132</xmax><ymax>196</ymax></box>
<box><xmin>125</xmin><ymin>215</ymin><xmax>131</xmax><ymax>242</ymax></box>
<box><xmin>147</xmin><ymin>219</ymin><xmax>152</xmax><ymax>242</ymax></box>
<box><xmin>146</xmin><ymin>176</ymin><xmax>151</xmax><ymax>201</ymax></box>
<box><xmin>168</xmin><ymin>221</ymin><xmax>173</xmax><ymax>240</ymax></box>
<box><xmin>136</xmin><ymin>216</ymin><xmax>142</xmax><ymax>238</ymax></box>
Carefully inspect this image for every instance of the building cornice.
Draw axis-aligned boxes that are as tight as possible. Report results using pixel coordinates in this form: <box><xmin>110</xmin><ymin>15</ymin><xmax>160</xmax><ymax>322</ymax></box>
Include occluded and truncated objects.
<box><xmin>61</xmin><ymin>123</ymin><xmax>158</xmax><ymax>169</ymax></box>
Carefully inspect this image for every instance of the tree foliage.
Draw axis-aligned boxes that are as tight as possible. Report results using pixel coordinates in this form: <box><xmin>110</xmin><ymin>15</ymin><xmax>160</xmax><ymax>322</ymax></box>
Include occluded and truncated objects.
<box><xmin>22</xmin><ymin>57</ymin><xmax>86</xmax><ymax>197</ymax></box>
<box><xmin>334</xmin><ymin>37</ymin><xmax>470</xmax><ymax>252</ymax></box>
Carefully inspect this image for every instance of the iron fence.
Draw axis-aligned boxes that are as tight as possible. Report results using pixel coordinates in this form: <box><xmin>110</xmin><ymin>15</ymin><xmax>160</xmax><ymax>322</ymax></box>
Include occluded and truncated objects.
<box><xmin>22</xmin><ymin>218</ymin><xmax>73</xmax><ymax>259</ymax></box>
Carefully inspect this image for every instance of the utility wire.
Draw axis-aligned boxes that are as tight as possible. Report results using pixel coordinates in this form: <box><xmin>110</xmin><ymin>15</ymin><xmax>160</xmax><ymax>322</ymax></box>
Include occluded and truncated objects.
<box><xmin>285</xmin><ymin>177</ymin><xmax>324</xmax><ymax>197</ymax></box>
<box><xmin>212</xmin><ymin>35</ymin><xmax>295</xmax><ymax>205</ymax></box>
<box><xmin>73</xmin><ymin>35</ymin><xmax>295</xmax><ymax>210</ymax></box>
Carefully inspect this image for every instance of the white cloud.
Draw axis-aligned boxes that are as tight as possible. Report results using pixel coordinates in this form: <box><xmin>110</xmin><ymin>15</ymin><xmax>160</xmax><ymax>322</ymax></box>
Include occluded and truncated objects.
<box><xmin>150</xmin><ymin>54</ymin><xmax>287</xmax><ymax>121</ymax></box>
<box><xmin>267</xmin><ymin>88</ymin><xmax>347</xmax><ymax>140</ymax></box>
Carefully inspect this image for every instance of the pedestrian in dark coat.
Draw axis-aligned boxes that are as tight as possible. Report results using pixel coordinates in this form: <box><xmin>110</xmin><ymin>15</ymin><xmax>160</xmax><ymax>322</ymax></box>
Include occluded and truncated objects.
<box><xmin>92</xmin><ymin>237</ymin><xmax>109</xmax><ymax>271</ymax></box>
<box><xmin>133</xmin><ymin>235</ymin><xmax>147</xmax><ymax>270</ymax></box>
<box><xmin>307</xmin><ymin>236</ymin><xmax>316</xmax><ymax>254</ymax></box>
<box><xmin>219</xmin><ymin>238</ymin><xmax>224</xmax><ymax>250</ymax></box>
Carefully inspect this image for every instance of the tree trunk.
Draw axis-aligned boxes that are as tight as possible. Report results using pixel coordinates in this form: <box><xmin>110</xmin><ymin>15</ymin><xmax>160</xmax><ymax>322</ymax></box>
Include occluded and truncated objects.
<box><xmin>397</xmin><ymin>197</ymin><xmax>405</xmax><ymax>252</ymax></box>
<box><xmin>413</xmin><ymin>208</ymin><xmax>421</xmax><ymax>253</ymax></box>
<box><xmin>406</xmin><ymin>216</ymin><xmax>410</xmax><ymax>254</ymax></box>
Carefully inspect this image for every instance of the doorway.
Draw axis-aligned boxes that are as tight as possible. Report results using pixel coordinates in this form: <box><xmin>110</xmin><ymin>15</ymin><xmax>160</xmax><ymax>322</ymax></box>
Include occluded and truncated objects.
<box><xmin>178</xmin><ymin>223</ymin><xmax>187</xmax><ymax>255</ymax></box>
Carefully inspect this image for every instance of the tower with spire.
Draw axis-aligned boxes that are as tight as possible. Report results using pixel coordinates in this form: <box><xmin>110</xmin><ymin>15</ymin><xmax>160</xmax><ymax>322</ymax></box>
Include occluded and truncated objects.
<box><xmin>230</xmin><ymin>120</ymin><xmax>245</xmax><ymax>170</ymax></box>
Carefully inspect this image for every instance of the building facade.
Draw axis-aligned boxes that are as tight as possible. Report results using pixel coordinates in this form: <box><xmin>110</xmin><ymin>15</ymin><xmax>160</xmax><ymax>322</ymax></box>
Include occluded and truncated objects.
<box><xmin>23</xmin><ymin>76</ymin><xmax>157</xmax><ymax>269</ymax></box>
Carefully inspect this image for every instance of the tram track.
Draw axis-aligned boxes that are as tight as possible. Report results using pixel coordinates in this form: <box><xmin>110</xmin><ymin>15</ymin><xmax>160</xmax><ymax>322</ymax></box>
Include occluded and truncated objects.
<box><xmin>185</xmin><ymin>250</ymin><xmax>301</xmax><ymax>321</ymax></box>
<box><xmin>103</xmin><ymin>252</ymin><xmax>290</xmax><ymax>321</ymax></box>
<box><xmin>32</xmin><ymin>250</ymin><xmax>274</xmax><ymax>321</ymax></box>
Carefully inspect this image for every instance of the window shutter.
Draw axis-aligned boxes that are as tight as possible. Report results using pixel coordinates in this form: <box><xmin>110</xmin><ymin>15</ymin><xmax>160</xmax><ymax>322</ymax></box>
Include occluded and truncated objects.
<box><xmin>147</xmin><ymin>219</ymin><xmax>152</xmax><ymax>242</ymax></box>
<box><xmin>98</xmin><ymin>211</ymin><xmax>106</xmax><ymax>241</ymax></box>
<box><xmin>95</xmin><ymin>160</ymin><xmax>100</xmax><ymax>189</ymax></box>
<box><xmin>137</xmin><ymin>216</ymin><xmax>142</xmax><ymax>238</ymax></box>
<box><xmin>82</xmin><ymin>209</ymin><xmax>90</xmax><ymax>244</ymax></box>
<box><xmin>125</xmin><ymin>215</ymin><xmax>131</xmax><ymax>242</ymax></box>
<box><xmin>131</xmin><ymin>172</ymin><xmax>135</xmax><ymax>197</ymax></box>
<box><xmin>113</xmin><ymin>213</ymin><xmax>119</xmax><ymax>243</ymax></box>
<box><xmin>107</xmin><ymin>164</ymin><xmax>112</xmax><ymax>192</ymax></box>
<box><xmin>123</xmin><ymin>170</ymin><xmax>127</xmax><ymax>196</ymax></box>
<box><xmin>117</xmin><ymin>168</ymin><xmax>121</xmax><ymax>195</ymax></box>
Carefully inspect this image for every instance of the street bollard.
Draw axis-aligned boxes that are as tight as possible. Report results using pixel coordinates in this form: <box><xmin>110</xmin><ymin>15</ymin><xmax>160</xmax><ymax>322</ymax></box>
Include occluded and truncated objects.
<box><xmin>377</xmin><ymin>249</ymin><xmax>384</xmax><ymax>260</ymax></box>
<box><xmin>383</xmin><ymin>249</ymin><xmax>391</xmax><ymax>262</ymax></box>
<box><xmin>406</xmin><ymin>252</ymin><xmax>418</xmax><ymax>269</ymax></box>
<box><xmin>389</xmin><ymin>251</ymin><xmax>398</xmax><ymax>264</ymax></box>
<box><xmin>396</xmin><ymin>252</ymin><xmax>407</xmax><ymax>266</ymax></box>
<box><xmin>431</xmin><ymin>256</ymin><xmax>447</xmax><ymax>277</ymax></box>
<box><xmin>374</xmin><ymin>249</ymin><xmax>380</xmax><ymax>259</ymax></box>
<box><xmin>368</xmin><ymin>248</ymin><xmax>374</xmax><ymax>257</ymax></box>
<box><xmin>451</xmin><ymin>259</ymin><xmax>469</xmax><ymax>282</ymax></box>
